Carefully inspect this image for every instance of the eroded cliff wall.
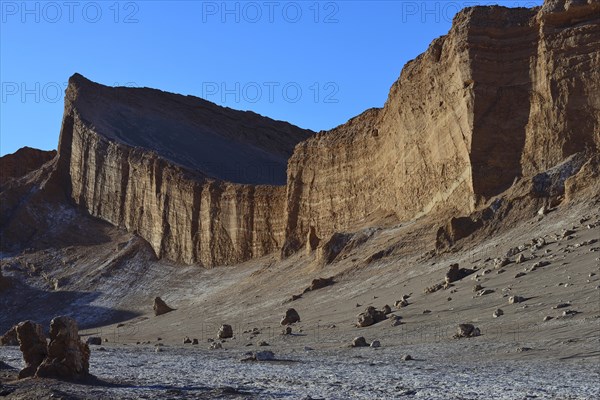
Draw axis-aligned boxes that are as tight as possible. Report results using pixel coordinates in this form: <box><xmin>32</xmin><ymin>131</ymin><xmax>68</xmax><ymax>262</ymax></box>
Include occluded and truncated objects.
<box><xmin>283</xmin><ymin>1</ymin><xmax>599</xmax><ymax>254</ymax></box>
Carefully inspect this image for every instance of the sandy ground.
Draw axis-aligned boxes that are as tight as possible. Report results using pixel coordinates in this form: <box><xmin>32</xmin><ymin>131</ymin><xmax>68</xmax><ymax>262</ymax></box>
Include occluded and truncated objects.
<box><xmin>1</xmin><ymin>195</ymin><xmax>599</xmax><ymax>398</ymax></box>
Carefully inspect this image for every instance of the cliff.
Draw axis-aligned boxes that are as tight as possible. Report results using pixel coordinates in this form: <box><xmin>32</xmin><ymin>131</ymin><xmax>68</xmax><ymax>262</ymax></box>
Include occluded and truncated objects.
<box><xmin>54</xmin><ymin>75</ymin><xmax>311</xmax><ymax>265</ymax></box>
<box><xmin>282</xmin><ymin>1</ymin><xmax>599</xmax><ymax>254</ymax></box>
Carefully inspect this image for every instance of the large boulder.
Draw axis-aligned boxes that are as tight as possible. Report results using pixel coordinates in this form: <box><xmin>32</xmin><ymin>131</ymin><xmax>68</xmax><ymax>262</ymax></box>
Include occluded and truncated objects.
<box><xmin>15</xmin><ymin>321</ymin><xmax>47</xmax><ymax>379</ymax></box>
<box><xmin>280</xmin><ymin>308</ymin><xmax>301</xmax><ymax>325</ymax></box>
<box><xmin>217</xmin><ymin>324</ymin><xmax>233</xmax><ymax>339</ymax></box>
<box><xmin>35</xmin><ymin>316</ymin><xmax>90</xmax><ymax>380</ymax></box>
<box><xmin>153</xmin><ymin>297</ymin><xmax>175</xmax><ymax>316</ymax></box>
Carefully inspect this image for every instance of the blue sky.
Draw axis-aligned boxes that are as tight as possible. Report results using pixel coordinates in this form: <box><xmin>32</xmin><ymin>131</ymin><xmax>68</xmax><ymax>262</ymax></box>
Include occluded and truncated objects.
<box><xmin>0</xmin><ymin>0</ymin><xmax>542</xmax><ymax>156</ymax></box>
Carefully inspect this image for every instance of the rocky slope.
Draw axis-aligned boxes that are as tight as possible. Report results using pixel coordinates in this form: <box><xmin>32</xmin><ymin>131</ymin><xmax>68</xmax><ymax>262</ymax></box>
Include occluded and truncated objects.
<box><xmin>0</xmin><ymin>147</ymin><xmax>56</xmax><ymax>187</ymax></box>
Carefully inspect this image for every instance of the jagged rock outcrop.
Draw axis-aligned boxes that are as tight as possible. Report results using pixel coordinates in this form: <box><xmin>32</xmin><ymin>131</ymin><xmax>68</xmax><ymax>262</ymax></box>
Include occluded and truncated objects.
<box><xmin>0</xmin><ymin>147</ymin><xmax>56</xmax><ymax>187</ymax></box>
<box><xmin>35</xmin><ymin>316</ymin><xmax>90</xmax><ymax>380</ymax></box>
<box><xmin>15</xmin><ymin>321</ymin><xmax>47</xmax><ymax>379</ymax></box>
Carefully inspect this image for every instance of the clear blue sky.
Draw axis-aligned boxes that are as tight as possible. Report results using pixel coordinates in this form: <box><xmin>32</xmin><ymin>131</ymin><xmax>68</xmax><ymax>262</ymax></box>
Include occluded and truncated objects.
<box><xmin>0</xmin><ymin>0</ymin><xmax>542</xmax><ymax>156</ymax></box>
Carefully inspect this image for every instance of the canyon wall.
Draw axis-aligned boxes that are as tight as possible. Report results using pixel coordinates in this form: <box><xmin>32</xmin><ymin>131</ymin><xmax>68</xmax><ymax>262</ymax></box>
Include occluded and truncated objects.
<box><xmin>283</xmin><ymin>1</ymin><xmax>599</xmax><ymax>254</ymax></box>
<box><xmin>55</xmin><ymin>75</ymin><xmax>310</xmax><ymax>266</ymax></box>
<box><xmin>51</xmin><ymin>0</ymin><xmax>599</xmax><ymax>266</ymax></box>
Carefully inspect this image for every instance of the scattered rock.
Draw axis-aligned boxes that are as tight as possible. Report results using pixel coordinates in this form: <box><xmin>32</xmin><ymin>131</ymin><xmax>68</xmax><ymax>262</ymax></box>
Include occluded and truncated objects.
<box><xmin>257</xmin><ymin>341</ymin><xmax>269</xmax><ymax>347</ymax></box>
<box><xmin>401</xmin><ymin>354</ymin><xmax>413</xmax><ymax>361</ymax></box>
<box><xmin>15</xmin><ymin>321</ymin><xmax>47</xmax><ymax>379</ymax></box>
<box><xmin>0</xmin><ymin>326</ymin><xmax>19</xmax><ymax>346</ymax></box>
<box><xmin>562</xmin><ymin>310</ymin><xmax>579</xmax><ymax>317</ymax></box>
<box><xmin>153</xmin><ymin>297</ymin><xmax>175</xmax><ymax>316</ymax></box>
<box><xmin>192</xmin><ymin>338</ymin><xmax>199</xmax><ymax>345</ymax></box>
<box><xmin>35</xmin><ymin>316</ymin><xmax>90</xmax><ymax>380</ymax></box>
<box><xmin>394</xmin><ymin>299</ymin><xmax>409</xmax><ymax>308</ymax></box>
<box><xmin>86</xmin><ymin>337</ymin><xmax>102</xmax><ymax>346</ymax></box>
<box><xmin>217</xmin><ymin>324</ymin><xmax>234</xmax><ymax>339</ymax></box>
<box><xmin>517</xmin><ymin>347</ymin><xmax>532</xmax><ymax>352</ymax></box>
<box><xmin>282</xmin><ymin>326</ymin><xmax>292</xmax><ymax>335</ymax></box>
<box><xmin>494</xmin><ymin>257</ymin><xmax>510</xmax><ymax>269</ymax></box>
<box><xmin>543</xmin><ymin>316</ymin><xmax>553</xmax><ymax>322</ymax></box>
<box><xmin>183</xmin><ymin>337</ymin><xmax>192</xmax><ymax>344</ymax></box>
<box><xmin>477</xmin><ymin>289</ymin><xmax>494</xmax><ymax>296</ymax></box>
<box><xmin>473</xmin><ymin>284</ymin><xmax>483</xmax><ymax>292</ymax></box>
<box><xmin>454</xmin><ymin>324</ymin><xmax>481</xmax><ymax>339</ymax></box>
<box><xmin>281</xmin><ymin>308</ymin><xmax>301</xmax><ymax>325</ymax></box>
<box><xmin>305</xmin><ymin>277</ymin><xmax>335</xmax><ymax>292</ymax></box>
<box><xmin>509</xmin><ymin>296</ymin><xmax>525</xmax><ymax>304</ymax></box>
<box><xmin>382</xmin><ymin>304</ymin><xmax>392</xmax><ymax>314</ymax></box>
<box><xmin>356</xmin><ymin>306</ymin><xmax>387</xmax><ymax>327</ymax></box>
<box><xmin>254</xmin><ymin>350</ymin><xmax>275</xmax><ymax>361</ymax></box>
<box><xmin>210</xmin><ymin>342</ymin><xmax>223</xmax><ymax>350</ymax></box>
<box><xmin>530</xmin><ymin>261</ymin><xmax>550</xmax><ymax>271</ymax></box>
<box><xmin>553</xmin><ymin>302</ymin><xmax>571</xmax><ymax>309</ymax></box>
<box><xmin>493</xmin><ymin>309</ymin><xmax>504</xmax><ymax>318</ymax></box>
<box><xmin>370</xmin><ymin>340</ymin><xmax>381</xmax><ymax>348</ymax></box>
<box><xmin>516</xmin><ymin>254</ymin><xmax>527</xmax><ymax>264</ymax></box>
<box><xmin>515</xmin><ymin>272</ymin><xmax>527</xmax><ymax>278</ymax></box>
<box><xmin>351</xmin><ymin>337</ymin><xmax>369</xmax><ymax>347</ymax></box>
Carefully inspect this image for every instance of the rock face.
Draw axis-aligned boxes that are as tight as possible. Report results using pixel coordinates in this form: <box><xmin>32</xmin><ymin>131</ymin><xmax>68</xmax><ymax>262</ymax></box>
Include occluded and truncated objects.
<box><xmin>10</xmin><ymin>0</ymin><xmax>600</xmax><ymax>267</ymax></box>
<box><xmin>0</xmin><ymin>147</ymin><xmax>56</xmax><ymax>187</ymax></box>
<box><xmin>15</xmin><ymin>321</ymin><xmax>47</xmax><ymax>379</ymax></box>
<box><xmin>55</xmin><ymin>74</ymin><xmax>312</xmax><ymax>266</ymax></box>
<box><xmin>281</xmin><ymin>1</ymin><xmax>600</xmax><ymax>255</ymax></box>
<box><xmin>36</xmin><ymin>316</ymin><xmax>90</xmax><ymax>380</ymax></box>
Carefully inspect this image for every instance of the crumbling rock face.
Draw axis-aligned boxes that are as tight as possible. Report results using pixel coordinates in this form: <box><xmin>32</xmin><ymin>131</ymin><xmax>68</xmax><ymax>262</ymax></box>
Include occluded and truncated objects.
<box><xmin>153</xmin><ymin>297</ymin><xmax>175</xmax><ymax>316</ymax></box>
<box><xmin>35</xmin><ymin>316</ymin><xmax>90</xmax><ymax>380</ymax></box>
<box><xmin>55</xmin><ymin>74</ymin><xmax>311</xmax><ymax>266</ymax></box>
<box><xmin>15</xmin><ymin>321</ymin><xmax>47</xmax><ymax>379</ymax></box>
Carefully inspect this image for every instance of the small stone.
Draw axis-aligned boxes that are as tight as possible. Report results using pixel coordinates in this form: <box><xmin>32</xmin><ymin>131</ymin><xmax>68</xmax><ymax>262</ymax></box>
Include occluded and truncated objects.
<box><xmin>395</xmin><ymin>299</ymin><xmax>409</xmax><ymax>308</ymax></box>
<box><xmin>493</xmin><ymin>309</ymin><xmax>504</xmax><ymax>318</ymax></box>
<box><xmin>454</xmin><ymin>323</ymin><xmax>480</xmax><ymax>338</ymax></box>
<box><xmin>516</xmin><ymin>254</ymin><xmax>527</xmax><ymax>264</ymax></box>
<box><xmin>473</xmin><ymin>284</ymin><xmax>483</xmax><ymax>292</ymax></box>
<box><xmin>86</xmin><ymin>337</ymin><xmax>102</xmax><ymax>346</ymax></box>
<box><xmin>281</xmin><ymin>308</ymin><xmax>301</xmax><ymax>325</ymax></box>
<box><xmin>210</xmin><ymin>342</ymin><xmax>223</xmax><ymax>350</ymax></box>
<box><xmin>153</xmin><ymin>297</ymin><xmax>175</xmax><ymax>316</ymax></box>
<box><xmin>515</xmin><ymin>272</ymin><xmax>527</xmax><ymax>278</ymax></box>
<box><xmin>257</xmin><ymin>341</ymin><xmax>270</xmax><ymax>347</ymax></box>
<box><xmin>477</xmin><ymin>289</ymin><xmax>494</xmax><ymax>296</ymax></box>
<box><xmin>382</xmin><ymin>304</ymin><xmax>392</xmax><ymax>314</ymax></box>
<box><xmin>254</xmin><ymin>350</ymin><xmax>275</xmax><ymax>361</ymax></box>
<box><xmin>509</xmin><ymin>296</ymin><xmax>525</xmax><ymax>304</ymax></box>
<box><xmin>192</xmin><ymin>338</ymin><xmax>199</xmax><ymax>345</ymax></box>
<box><xmin>562</xmin><ymin>310</ymin><xmax>578</xmax><ymax>317</ymax></box>
<box><xmin>401</xmin><ymin>354</ymin><xmax>413</xmax><ymax>361</ymax></box>
<box><xmin>543</xmin><ymin>316</ymin><xmax>553</xmax><ymax>322</ymax></box>
<box><xmin>370</xmin><ymin>340</ymin><xmax>381</xmax><ymax>348</ymax></box>
<box><xmin>553</xmin><ymin>303</ymin><xmax>571</xmax><ymax>309</ymax></box>
<box><xmin>282</xmin><ymin>326</ymin><xmax>292</xmax><ymax>335</ymax></box>
<box><xmin>183</xmin><ymin>337</ymin><xmax>192</xmax><ymax>344</ymax></box>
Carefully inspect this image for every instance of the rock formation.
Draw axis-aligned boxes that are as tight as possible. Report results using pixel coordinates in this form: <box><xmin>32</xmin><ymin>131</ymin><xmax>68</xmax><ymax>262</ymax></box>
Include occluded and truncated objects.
<box><xmin>15</xmin><ymin>321</ymin><xmax>47</xmax><ymax>379</ymax></box>
<box><xmin>0</xmin><ymin>326</ymin><xmax>19</xmax><ymax>346</ymax></box>
<box><xmin>2</xmin><ymin>0</ymin><xmax>598</xmax><ymax>267</ymax></box>
<box><xmin>35</xmin><ymin>316</ymin><xmax>90</xmax><ymax>380</ymax></box>
<box><xmin>280</xmin><ymin>308</ymin><xmax>300</xmax><ymax>325</ymax></box>
<box><xmin>153</xmin><ymin>297</ymin><xmax>175</xmax><ymax>316</ymax></box>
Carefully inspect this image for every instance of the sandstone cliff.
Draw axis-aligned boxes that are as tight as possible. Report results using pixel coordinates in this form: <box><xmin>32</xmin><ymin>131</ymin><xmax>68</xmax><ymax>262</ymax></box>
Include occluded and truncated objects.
<box><xmin>54</xmin><ymin>74</ymin><xmax>311</xmax><ymax>265</ymax></box>
<box><xmin>282</xmin><ymin>1</ymin><xmax>599</xmax><ymax>255</ymax></box>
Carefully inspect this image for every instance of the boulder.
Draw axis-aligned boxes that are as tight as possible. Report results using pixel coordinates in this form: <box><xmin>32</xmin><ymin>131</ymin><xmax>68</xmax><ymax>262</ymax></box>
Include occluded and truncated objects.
<box><xmin>86</xmin><ymin>337</ymin><xmax>102</xmax><ymax>346</ymax></box>
<box><xmin>370</xmin><ymin>340</ymin><xmax>381</xmax><ymax>348</ymax></box>
<box><xmin>35</xmin><ymin>316</ymin><xmax>90</xmax><ymax>380</ymax></box>
<box><xmin>280</xmin><ymin>308</ymin><xmax>301</xmax><ymax>325</ymax></box>
<box><xmin>15</xmin><ymin>321</ymin><xmax>47</xmax><ymax>379</ymax></box>
<box><xmin>454</xmin><ymin>323</ymin><xmax>481</xmax><ymax>339</ymax></box>
<box><xmin>153</xmin><ymin>297</ymin><xmax>175</xmax><ymax>316</ymax></box>
<box><xmin>351</xmin><ymin>337</ymin><xmax>368</xmax><ymax>347</ymax></box>
<box><xmin>445</xmin><ymin>264</ymin><xmax>475</xmax><ymax>284</ymax></box>
<box><xmin>217</xmin><ymin>324</ymin><xmax>233</xmax><ymax>339</ymax></box>
<box><xmin>0</xmin><ymin>326</ymin><xmax>19</xmax><ymax>346</ymax></box>
<box><xmin>356</xmin><ymin>306</ymin><xmax>387</xmax><ymax>327</ymax></box>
